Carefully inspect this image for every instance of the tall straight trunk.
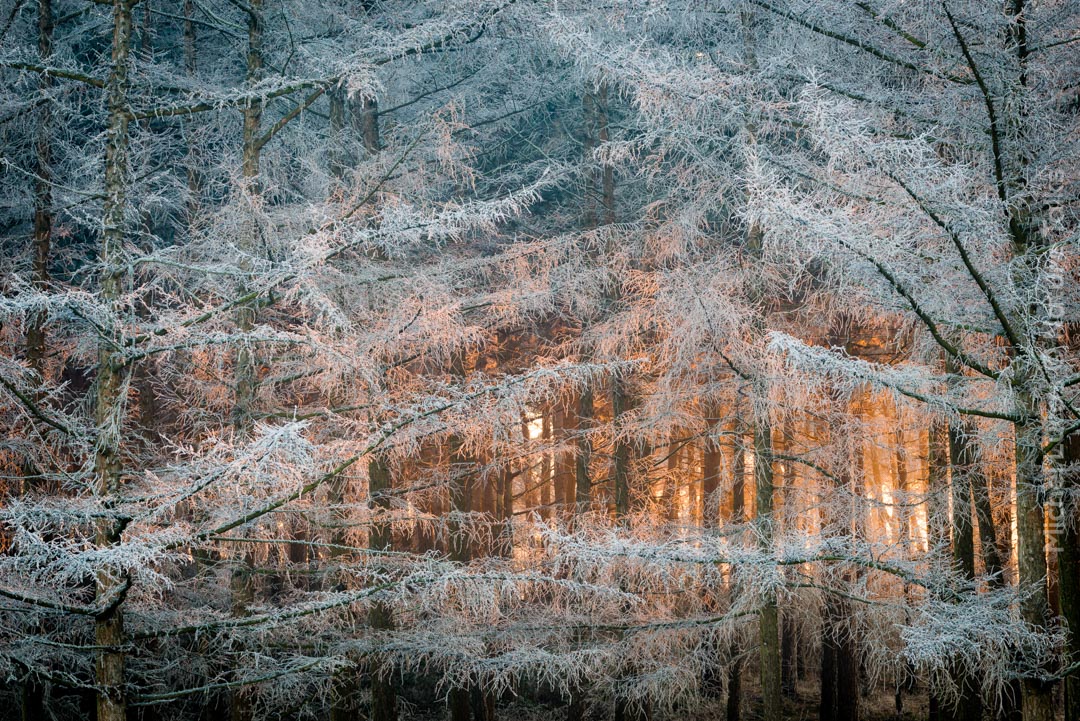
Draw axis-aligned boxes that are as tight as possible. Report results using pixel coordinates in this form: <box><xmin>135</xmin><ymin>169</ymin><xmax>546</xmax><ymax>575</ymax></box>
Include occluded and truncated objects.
<box><xmin>702</xmin><ymin>413</ymin><xmax>722</xmax><ymax>529</ymax></box>
<box><xmin>575</xmin><ymin>386</ymin><xmax>593</xmax><ymax>515</ymax></box>
<box><xmin>582</xmin><ymin>88</ymin><xmax>597</xmax><ymax>229</ymax></box>
<box><xmin>727</xmin><ymin>412</ymin><xmax>746</xmax><ymax>721</ymax></box>
<box><xmin>448</xmin><ymin>354</ymin><xmax>476</xmax><ymax>721</ymax></box>
<box><xmin>368</xmin><ymin>456</ymin><xmax>399</xmax><ymax>721</ymax></box>
<box><xmin>1001</xmin><ymin>5</ymin><xmax>1056</xmax><ymax>721</ymax></box>
<box><xmin>229</xmin><ymin>6</ymin><xmax>264</xmax><ymax>719</ymax></box>
<box><xmin>608</xmin><ymin>370</ymin><xmax>647</xmax><ymax>721</ymax></box>
<box><xmin>597</xmin><ymin>81</ymin><xmax>615</xmax><ymax>225</ymax></box>
<box><xmin>499</xmin><ymin>461</ymin><xmax>513</xmax><ymax>557</ymax></box>
<box><xmin>448</xmin><ymin>434</ymin><xmax>474</xmax><ymax>721</ymax></box>
<box><xmin>554</xmin><ymin>404</ymin><xmax>573</xmax><ymax>516</ymax></box>
<box><xmin>947</xmin><ymin>422</ymin><xmax>982</xmax><ymax>721</ymax></box>
<box><xmin>180</xmin><ymin>0</ymin><xmax>202</xmax><ymax>223</ymax></box>
<box><xmin>701</xmin><ymin>408</ymin><xmax>724</xmax><ymax>697</ymax></box>
<box><xmin>612</xmin><ymin>378</ymin><xmax>632</xmax><ymax>520</ymax></box>
<box><xmin>232</xmin><ymin>0</ymin><xmax>263</xmax><ymax>429</ymax></box>
<box><xmin>961</xmin><ymin>417</ymin><xmax>1015</xmax><ymax>721</ymax></box>
<box><xmin>26</xmin><ymin>0</ymin><xmax>52</xmax><ymax>375</ymax></box>
<box><xmin>949</xmin><ymin>424</ymin><xmax>977</xmax><ymax>579</ymax></box>
<box><xmin>95</xmin><ymin>3</ymin><xmax>135</xmax><ymax>720</ymax></box>
<box><xmin>664</xmin><ymin>441</ymin><xmax>679</xmax><ymax>522</ymax></box>
<box><xmin>541</xmin><ymin>412</ymin><xmax>552</xmax><ymax>519</ymax></box>
<box><xmin>754</xmin><ymin>398</ymin><xmax>781</xmax><ymax>721</ymax></box>
<box><xmin>821</xmin><ymin>411</ymin><xmax>859</xmax><ymax>721</ymax></box>
<box><xmin>329</xmin><ymin>88</ymin><xmax>347</xmax><ymax>183</ymax></box>
<box><xmin>967</xmin><ymin>448</ymin><xmax>1005</xmax><ymax>582</ymax></box>
<box><xmin>781</xmin><ymin>616</ymin><xmax>797</xmax><ymax>699</ymax></box>
<box><xmin>780</xmin><ymin>419</ymin><xmax>798</xmax><ymax>700</ymax></box>
<box><xmin>1013</xmin><ymin>378</ymin><xmax>1054</xmax><ymax>721</ymax></box>
<box><xmin>893</xmin><ymin>423</ymin><xmax>910</xmax><ymax>554</ymax></box>
<box><xmin>239</xmin><ymin>0</ymin><xmax>263</xmax><ymax>182</ymax></box>
<box><xmin>892</xmin><ymin>422</ymin><xmax>915</xmax><ymax>716</ymax></box>
<box><xmin>927</xmin><ymin>421</ymin><xmax>950</xmax><ymax>551</ymax></box>
<box><xmin>927</xmin><ymin>420</ymin><xmax>948</xmax><ymax>721</ymax></box>
<box><xmin>328</xmin><ymin>460</ymin><xmax>360</xmax><ymax>721</ymax></box>
<box><xmin>971</xmin><ymin>458</ymin><xmax>1020</xmax><ymax>721</ymax></box>
<box><xmin>1059</xmin><ymin>429</ymin><xmax>1080</xmax><ymax>721</ymax></box>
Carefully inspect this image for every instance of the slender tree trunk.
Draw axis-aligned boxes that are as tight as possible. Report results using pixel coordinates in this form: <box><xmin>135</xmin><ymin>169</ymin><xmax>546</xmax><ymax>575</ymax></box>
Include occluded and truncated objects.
<box><xmin>663</xmin><ymin>440</ymin><xmax>680</xmax><ymax>522</ymax></box>
<box><xmin>597</xmin><ymin>81</ymin><xmax>614</xmax><ymax>226</ymax></box>
<box><xmin>541</xmin><ymin>412</ymin><xmax>552</xmax><ymax>520</ymax></box>
<box><xmin>754</xmin><ymin>397</ymin><xmax>782</xmax><ymax>721</ymax></box>
<box><xmin>703</xmin><ymin>412</ymin><xmax>722</xmax><ymax>529</ymax></box>
<box><xmin>946</xmin><ymin>416</ymin><xmax>981</xmax><ymax>721</ymax></box>
<box><xmin>12</xmin><ymin>0</ymin><xmax>54</xmax><ymax>653</ymax></box>
<box><xmin>821</xmin><ymin>410</ymin><xmax>860</xmax><ymax>721</ymax></box>
<box><xmin>1001</xmin><ymin>4</ymin><xmax>1057</xmax><ymax>720</ymax></box>
<box><xmin>180</xmin><ymin>0</ymin><xmax>202</xmax><ymax>223</ymax></box>
<box><xmin>613</xmin><ymin>378</ymin><xmax>632</xmax><ymax>520</ymax></box>
<box><xmin>554</xmin><ymin>403</ymin><xmax>573</xmax><ymax>517</ymax></box>
<box><xmin>26</xmin><ymin>0</ymin><xmax>52</xmax><ymax>376</ymax></box>
<box><xmin>95</xmin><ymin>3</ymin><xmax>135</xmax><ymax>720</ymax></box>
<box><xmin>582</xmin><ymin>88</ymin><xmax>596</xmax><ymax>229</ymax></box>
<box><xmin>575</xmin><ymin>385</ymin><xmax>593</xmax><ymax>515</ymax></box>
<box><xmin>1059</xmin><ymin>429</ymin><xmax>1080</xmax><ymax>721</ymax></box>
<box><xmin>228</xmin><ymin>6</ymin><xmax>265</xmax><ymax>718</ymax></box>
<box><xmin>701</xmin><ymin>408</ymin><xmax>724</xmax><ymax>697</ymax></box>
<box><xmin>959</xmin><ymin>416</ymin><xmax>1017</xmax><ymax>721</ymax></box>
<box><xmin>779</xmin><ymin>421</ymin><xmax>798</xmax><ymax>701</ymax></box>
<box><xmin>926</xmin><ymin>420</ymin><xmax>948</xmax><ymax>721</ymax></box>
<box><xmin>948</xmin><ymin>422</ymin><xmax>977</xmax><ymax>579</ymax></box>
<box><xmin>329</xmin><ymin>88</ymin><xmax>347</xmax><ymax>183</ymax></box>
<box><xmin>448</xmin><ymin>354</ymin><xmax>476</xmax><ymax>721</ymax></box>
<box><xmin>727</xmin><ymin>413</ymin><xmax>746</xmax><ymax>721</ymax></box>
<box><xmin>369</xmin><ymin>456</ymin><xmax>399</xmax><ymax>721</ymax></box>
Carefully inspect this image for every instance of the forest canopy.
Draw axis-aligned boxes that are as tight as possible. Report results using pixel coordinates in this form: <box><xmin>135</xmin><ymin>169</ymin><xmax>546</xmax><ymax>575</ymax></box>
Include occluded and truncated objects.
<box><xmin>0</xmin><ymin>1</ymin><xmax>1078</xmax><ymax>720</ymax></box>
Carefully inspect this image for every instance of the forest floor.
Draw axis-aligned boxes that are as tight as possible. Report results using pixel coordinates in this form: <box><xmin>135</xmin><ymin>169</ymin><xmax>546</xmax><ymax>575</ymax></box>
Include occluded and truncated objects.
<box><xmin>399</xmin><ymin>675</ymin><xmax>932</xmax><ymax>721</ymax></box>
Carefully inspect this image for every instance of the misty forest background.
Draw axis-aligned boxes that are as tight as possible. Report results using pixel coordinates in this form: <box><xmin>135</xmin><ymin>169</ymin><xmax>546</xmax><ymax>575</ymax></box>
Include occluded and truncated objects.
<box><xmin>0</xmin><ymin>1</ymin><xmax>1079</xmax><ymax>721</ymax></box>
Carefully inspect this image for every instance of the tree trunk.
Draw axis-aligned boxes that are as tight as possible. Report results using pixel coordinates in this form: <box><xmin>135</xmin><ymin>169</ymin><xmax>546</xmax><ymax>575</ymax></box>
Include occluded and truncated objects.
<box><xmin>541</xmin><ymin>412</ymin><xmax>553</xmax><ymax>519</ymax></box>
<box><xmin>726</xmin><ymin>655</ymin><xmax>743</xmax><ymax>721</ymax></box>
<box><xmin>945</xmin><ymin>421</ymin><xmax>982</xmax><ymax>721</ymax></box>
<box><xmin>1059</xmin><ymin>429</ymin><xmax>1080</xmax><ymax>721</ymax></box>
<box><xmin>575</xmin><ymin>385</ymin><xmax>593</xmax><ymax>515</ymax></box>
<box><xmin>369</xmin><ymin>456</ymin><xmax>399</xmax><ymax>721</ymax></box>
<box><xmin>955</xmin><ymin>422</ymin><xmax>1018</xmax><ymax>721</ymax></box>
<box><xmin>1013</xmin><ymin>380</ymin><xmax>1055</xmax><ymax>721</ymax></box>
<box><xmin>703</xmin><ymin>414</ymin><xmax>722</xmax><ymax>529</ymax></box>
<box><xmin>354</xmin><ymin>96</ymin><xmax>381</xmax><ymax>156</ymax></box>
<box><xmin>95</xmin><ymin>3</ymin><xmax>135</xmax><ymax>720</ymax></box>
<box><xmin>754</xmin><ymin>402</ymin><xmax>782</xmax><ymax>721</ymax></box>
<box><xmin>555</xmin><ymin>403</ymin><xmax>574</xmax><ymax>517</ymax></box>
<box><xmin>17</xmin><ymin>3</ymin><xmax>54</xmax><ymax>708</ymax></box>
<box><xmin>727</xmin><ymin>412</ymin><xmax>746</xmax><ymax>721</ymax></box>
<box><xmin>228</xmin><ymin>5</ymin><xmax>265</xmax><ymax>718</ymax></box>
<box><xmin>26</xmin><ymin>0</ymin><xmax>52</xmax><ymax>376</ymax></box>
<box><xmin>613</xmin><ymin>378</ymin><xmax>632</xmax><ymax>520</ymax></box>
<box><xmin>821</xmin><ymin>409</ymin><xmax>859</xmax><ymax>721</ymax></box>
<box><xmin>329</xmin><ymin>88</ymin><xmax>347</xmax><ymax>183</ymax></box>
<box><xmin>926</xmin><ymin>420</ymin><xmax>948</xmax><ymax>721</ymax></box>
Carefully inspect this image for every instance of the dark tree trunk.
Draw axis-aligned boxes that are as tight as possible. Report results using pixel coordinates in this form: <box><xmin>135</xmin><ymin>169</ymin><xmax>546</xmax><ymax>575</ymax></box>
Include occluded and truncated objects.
<box><xmin>95</xmin><ymin>2</ymin><xmax>135</xmax><ymax>719</ymax></box>
<box><xmin>26</xmin><ymin>0</ymin><xmax>52</xmax><ymax>376</ymax></box>
<box><xmin>1059</xmin><ymin>429</ymin><xmax>1080</xmax><ymax>721</ymax></box>
<box><xmin>947</xmin><ymin>421</ymin><xmax>983</xmax><ymax>721</ymax></box>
